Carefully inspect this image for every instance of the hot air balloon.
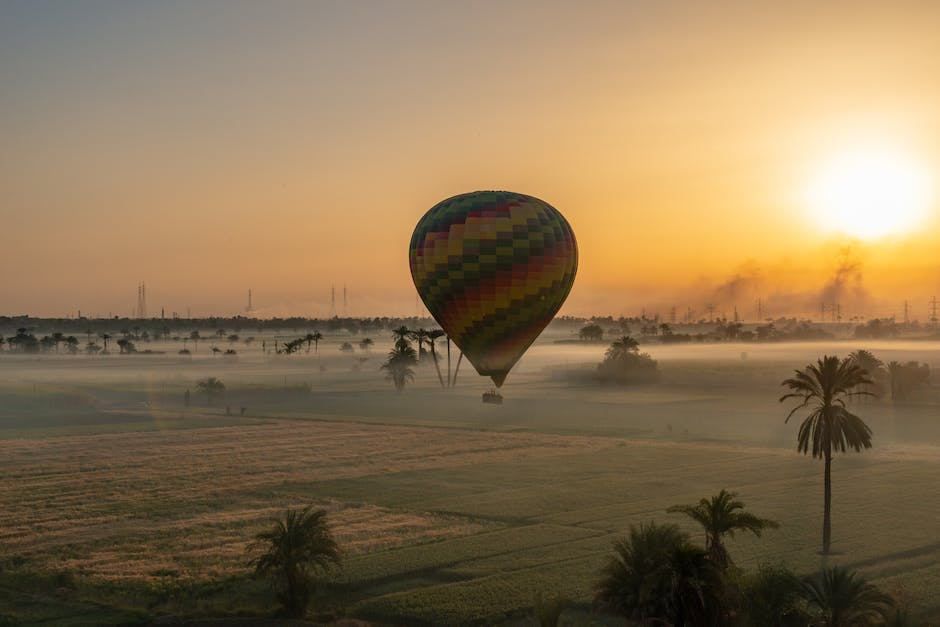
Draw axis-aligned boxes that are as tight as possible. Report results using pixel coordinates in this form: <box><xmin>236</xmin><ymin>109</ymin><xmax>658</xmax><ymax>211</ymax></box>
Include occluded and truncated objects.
<box><xmin>409</xmin><ymin>191</ymin><xmax>578</xmax><ymax>388</ymax></box>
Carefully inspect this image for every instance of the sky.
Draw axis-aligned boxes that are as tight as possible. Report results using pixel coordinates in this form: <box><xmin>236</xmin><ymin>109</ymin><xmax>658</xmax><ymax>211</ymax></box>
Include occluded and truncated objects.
<box><xmin>2</xmin><ymin>0</ymin><xmax>940</xmax><ymax>320</ymax></box>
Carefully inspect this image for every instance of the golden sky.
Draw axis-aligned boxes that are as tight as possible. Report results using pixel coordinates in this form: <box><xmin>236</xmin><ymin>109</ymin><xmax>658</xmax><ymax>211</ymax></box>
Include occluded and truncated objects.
<box><xmin>2</xmin><ymin>1</ymin><xmax>939</xmax><ymax>320</ymax></box>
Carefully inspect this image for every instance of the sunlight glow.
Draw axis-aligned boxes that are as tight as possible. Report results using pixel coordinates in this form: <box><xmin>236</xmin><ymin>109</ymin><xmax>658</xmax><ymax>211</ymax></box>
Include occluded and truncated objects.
<box><xmin>806</xmin><ymin>149</ymin><xmax>933</xmax><ymax>240</ymax></box>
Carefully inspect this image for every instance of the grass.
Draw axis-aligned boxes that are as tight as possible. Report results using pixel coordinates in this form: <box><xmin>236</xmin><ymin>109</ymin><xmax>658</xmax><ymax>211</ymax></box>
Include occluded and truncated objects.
<box><xmin>1</xmin><ymin>340</ymin><xmax>939</xmax><ymax>624</ymax></box>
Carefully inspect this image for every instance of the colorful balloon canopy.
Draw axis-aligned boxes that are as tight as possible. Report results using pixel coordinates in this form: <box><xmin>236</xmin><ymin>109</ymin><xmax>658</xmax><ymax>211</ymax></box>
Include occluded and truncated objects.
<box><xmin>409</xmin><ymin>191</ymin><xmax>578</xmax><ymax>387</ymax></box>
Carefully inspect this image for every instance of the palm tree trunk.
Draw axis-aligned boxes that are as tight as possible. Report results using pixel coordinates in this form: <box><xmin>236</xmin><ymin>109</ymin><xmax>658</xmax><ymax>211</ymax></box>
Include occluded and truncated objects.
<box><xmin>429</xmin><ymin>343</ymin><xmax>446</xmax><ymax>388</ymax></box>
<box><xmin>823</xmin><ymin>450</ymin><xmax>832</xmax><ymax>554</ymax></box>
<box><xmin>446</xmin><ymin>338</ymin><xmax>452</xmax><ymax>387</ymax></box>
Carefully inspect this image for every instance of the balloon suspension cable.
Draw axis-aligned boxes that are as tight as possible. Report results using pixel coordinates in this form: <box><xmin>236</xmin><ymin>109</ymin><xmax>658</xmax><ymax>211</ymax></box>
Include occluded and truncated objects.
<box><xmin>452</xmin><ymin>352</ymin><xmax>464</xmax><ymax>386</ymax></box>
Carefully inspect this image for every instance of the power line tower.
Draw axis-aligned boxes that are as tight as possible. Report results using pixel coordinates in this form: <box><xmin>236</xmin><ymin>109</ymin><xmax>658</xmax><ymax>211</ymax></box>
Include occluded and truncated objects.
<box><xmin>706</xmin><ymin>303</ymin><xmax>715</xmax><ymax>322</ymax></box>
<box><xmin>343</xmin><ymin>284</ymin><xmax>347</xmax><ymax>316</ymax></box>
<box><xmin>930</xmin><ymin>296</ymin><xmax>939</xmax><ymax>328</ymax></box>
<box><xmin>669</xmin><ymin>306</ymin><xmax>676</xmax><ymax>324</ymax></box>
<box><xmin>330</xmin><ymin>284</ymin><xmax>336</xmax><ymax>317</ymax></box>
<box><xmin>136</xmin><ymin>282</ymin><xmax>147</xmax><ymax>319</ymax></box>
<box><xmin>756</xmin><ymin>297</ymin><xmax>763</xmax><ymax>322</ymax></box>
<box><xmin>903</xmin><ymin>299</ymin><xmax>910</xmax><ymax>326</ymax></box>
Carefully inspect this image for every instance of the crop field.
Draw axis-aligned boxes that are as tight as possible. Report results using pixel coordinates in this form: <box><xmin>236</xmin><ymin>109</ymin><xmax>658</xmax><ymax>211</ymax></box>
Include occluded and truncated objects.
<box><xmin>1</xmin><ymin>335</ymin><xmax>939</xmax><ymax>624</ymax></box>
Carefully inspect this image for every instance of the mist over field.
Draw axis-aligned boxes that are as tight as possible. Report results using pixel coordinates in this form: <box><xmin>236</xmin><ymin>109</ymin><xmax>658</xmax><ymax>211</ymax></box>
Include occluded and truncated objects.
<box><xmin>2</xmin><ymin>317</ymin><xmax>939</xmax><ymax>624</ymax></box>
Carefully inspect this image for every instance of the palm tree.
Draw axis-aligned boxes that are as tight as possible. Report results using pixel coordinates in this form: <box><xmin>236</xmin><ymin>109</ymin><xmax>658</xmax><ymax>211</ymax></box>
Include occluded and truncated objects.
<box><xmin>409</xmin><ymin>328</ymin><xmax>429</xmax><ymax>361</ymax></box>
<box><xmin>666</xmin><ymin>541</ymin><xmax>722</xmax><ymax>626</ymax></box>
<box><xmin>392</xmin><ymin>325</ymin><xmax>411</xmax><ymax>344</ymax></box>
<box><xmin>849</xmin><ymin>349</ymin><xmax>885</xmax><ymax>400</ymax></box>
<box><xmin>196</xmin><ymin>376</ymin><xmax>226</xmax><ymax>405</ymax></box>
<box><xmin>282</xmin><ymin>338</ymin><xmax>304</xmax><ymax>355</ymax></box>
<box><xmin>606</xmin><ymin>335</ymin><xmax>640</xmax><ymax>360</ymax></box>
<box><xmin>382</xmin><ymin>341</ymin><xmax>417</xmax><ymax>392</ymax></box>
<box><xmin>189</xmin><ymin>330</ymin><xmax>201</xmax><ymax>352</ymax></box>
<box><xmin>594</xmin><ymin>522</ymin><xmax>720</xmax><ymax>625</ymax></box>
<box><xmin>100</xmin><ymin>333</ymin><xmax>111</xmax><ymax>353</ymax></box>
<box><xmin>250</xmin><ymin>506</ymin><xmax>341</xmax><ymax>619</ymax></box>
<box><xmin>358</xmin><ymin>337</ymin><xmax>374</xmax><ymax>351</ymax></box>
<box><xmin>802</xmin><ymin>566</ymin><xmax>894</xmax><ymax>626</ymax></box>
<box><xmin>310</xmin><ymin>331</ymin><xmax>323</xmax><ymax>354</ymax></box>
<box><xmin>887</xmin><ymin>360</ymin><xmax>906</xmax><ymax>401</ymax></box>
<box><xmin>667</xmin><ymin>489</ymin><xmax>778</xmax><ymax>570</ymax></box>
<box><xmin>780</xmin><ymin>355</ymin><xmax>874</xmax><ymax>554</ymax></box>
<box><xmin>425</xmin><ymin>329</ymin><xmax>447</xmax><ymax>388</ymax></box>
<box><xmin>885</xmin><ymin>360</ymin><xmax>928</xmax><ymax>402</ymax></box>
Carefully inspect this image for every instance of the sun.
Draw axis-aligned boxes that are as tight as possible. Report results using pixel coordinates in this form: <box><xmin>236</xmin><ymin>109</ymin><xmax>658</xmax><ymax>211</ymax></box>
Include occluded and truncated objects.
<box><xmin>805</xmin><ymin>148</ymin><xmax>933</xmax><ymax>240</ymax></box>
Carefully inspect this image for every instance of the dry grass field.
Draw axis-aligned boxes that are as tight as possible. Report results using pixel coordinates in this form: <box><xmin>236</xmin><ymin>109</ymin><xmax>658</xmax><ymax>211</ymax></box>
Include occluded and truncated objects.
<box><xmin>1</xmin><ymin>335</ymin><xmax>939</xmax><ymax>624</ymax></box>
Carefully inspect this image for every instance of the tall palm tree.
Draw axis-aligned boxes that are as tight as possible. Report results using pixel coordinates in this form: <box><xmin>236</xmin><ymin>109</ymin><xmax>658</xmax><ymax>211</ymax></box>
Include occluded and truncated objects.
<box><xmin>410</xmin><ymin>328</ymin><xmax>429</xmax><ymax>361</ymax></box>
<box><xmin>802</xmin><ymin>565</ymin><xmax>894</xmax><ymax>626</ymax></box>
<box><xmin>667</xmin><ymin>489</ymin><xmax>778</xmax><ymax>570</ymax></box>
<box><xmin>310</xmin><ymin>331</ymin><xmax>323</xmax><ymax>354</ymax></box>
<box><xmin>100</xmin><ymin>333</ymin><xmax>111</xmax><ymax>353</ymax></box>
<box><xmin>780</xmin><ymin>355</ymin><xmax>874</xmax><ymax>554</ymax></box>
<box><xmin>250</xmin><ymin>506</ymin><xmax>341</xmax><ymax>619</ymax></box>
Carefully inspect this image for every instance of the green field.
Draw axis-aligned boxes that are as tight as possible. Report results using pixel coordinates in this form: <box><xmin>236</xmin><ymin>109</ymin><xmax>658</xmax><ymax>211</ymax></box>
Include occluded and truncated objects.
<box><xmin>1</xmin><ymin>336</ymin><xmax>939</xmax><ymax>624</ymax></box>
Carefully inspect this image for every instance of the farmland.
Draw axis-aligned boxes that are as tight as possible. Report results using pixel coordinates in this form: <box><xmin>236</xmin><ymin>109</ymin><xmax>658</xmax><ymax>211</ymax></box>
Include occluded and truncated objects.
<box><xmin>1</xmin><ymin>333</ymin><xmax>939</xmax><ymax>624</ymax></box>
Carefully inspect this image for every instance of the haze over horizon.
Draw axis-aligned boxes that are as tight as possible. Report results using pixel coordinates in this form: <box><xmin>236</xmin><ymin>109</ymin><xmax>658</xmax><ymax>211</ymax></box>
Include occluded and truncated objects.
<box><xmin>3</xmin><ymin>1</ymin><xmax>940</xmax><ymax>320</ymax></box>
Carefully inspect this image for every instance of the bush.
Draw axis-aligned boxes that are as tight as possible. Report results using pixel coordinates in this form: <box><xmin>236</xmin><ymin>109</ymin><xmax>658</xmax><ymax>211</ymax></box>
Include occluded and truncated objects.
<box><xmin>596</xmin><ymin>337</ymin><xmax>660</xmax><ymax>384</ymax></box>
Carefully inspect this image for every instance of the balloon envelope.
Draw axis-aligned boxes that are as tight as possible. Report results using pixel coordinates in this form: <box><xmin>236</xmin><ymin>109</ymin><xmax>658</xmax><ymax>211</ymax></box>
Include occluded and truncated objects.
<box><xmin>410</xmin><ymin>191</ymin><xmax>578</xmax><ymax>387</ymax></box>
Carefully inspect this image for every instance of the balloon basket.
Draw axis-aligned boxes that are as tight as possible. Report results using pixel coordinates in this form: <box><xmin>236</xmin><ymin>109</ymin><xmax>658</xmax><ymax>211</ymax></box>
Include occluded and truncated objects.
<box><xmin>482</xmin><ymin>389</ymin><xmax>503</xmax><ymax>404</ymax></box>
